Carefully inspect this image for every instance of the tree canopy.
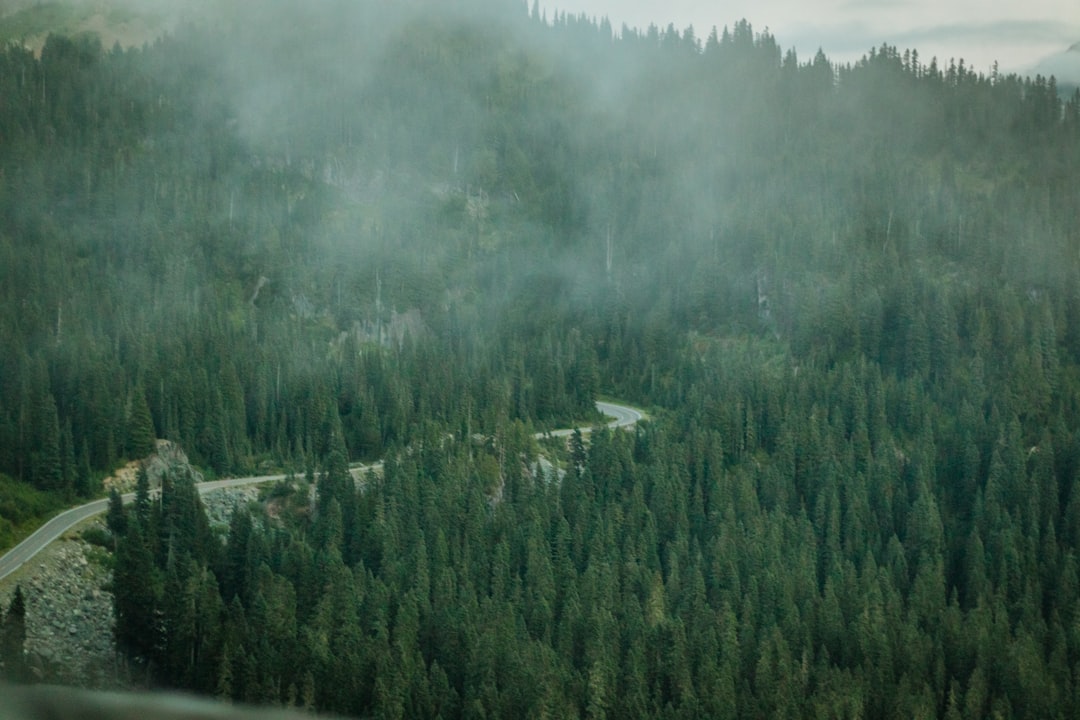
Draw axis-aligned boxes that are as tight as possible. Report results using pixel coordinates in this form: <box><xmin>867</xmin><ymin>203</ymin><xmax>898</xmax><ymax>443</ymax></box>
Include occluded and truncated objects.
<box><xmin>2</xmin><ymin>1</ymin><xmax>1080</xmax><ymax>717</ymax></box>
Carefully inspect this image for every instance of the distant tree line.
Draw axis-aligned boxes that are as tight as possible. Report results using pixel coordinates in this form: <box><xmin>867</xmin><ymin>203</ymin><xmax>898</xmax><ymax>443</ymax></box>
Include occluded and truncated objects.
<box><xmin>3</xmin><ymin>0</ymin><xmax>1080</xmax><ymax>716</ymax></box>
<box><xmin>1</xmin><ymin>585</ymin><xmax>27</xmax><ymax>681</ymax></box>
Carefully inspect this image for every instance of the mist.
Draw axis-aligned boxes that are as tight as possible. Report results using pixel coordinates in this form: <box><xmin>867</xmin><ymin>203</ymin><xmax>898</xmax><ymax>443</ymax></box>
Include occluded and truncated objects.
<box><xmin>2</xmin><ymin>0</ymin><xmax>1080</xmax><ymax>716</ymax></box>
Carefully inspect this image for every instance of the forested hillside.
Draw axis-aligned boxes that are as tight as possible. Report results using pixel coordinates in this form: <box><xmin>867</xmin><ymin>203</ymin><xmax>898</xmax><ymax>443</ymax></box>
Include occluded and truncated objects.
<box><xmin>4</xmin><ymin>0</ymin><xmax>1080</xmax><ymax>717</ymax></box>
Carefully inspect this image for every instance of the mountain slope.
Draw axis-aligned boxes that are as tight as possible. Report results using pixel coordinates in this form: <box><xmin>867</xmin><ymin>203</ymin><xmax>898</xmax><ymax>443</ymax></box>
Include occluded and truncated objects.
<box><xmin>0</xmin><ymin>1</ymin><xmax>170</xmax><ymax>52</ymax></box>
<box><xmin>3</xmin><ymin>5</ymin><xmax>1080</xmax><ymax>717</ymax></box>
<box><xmin>1031</xmin><ymin>40</ymin><xmax>1080</xmax><ymax>89</ymax></box>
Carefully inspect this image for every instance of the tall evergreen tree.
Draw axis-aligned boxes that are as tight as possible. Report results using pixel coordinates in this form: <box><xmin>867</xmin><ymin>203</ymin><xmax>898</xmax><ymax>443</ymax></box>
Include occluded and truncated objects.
<box><xmin>106</xmin><ymin>486</ymin><xmax>127</xmax><ymax>539</ymax></box>
<box><xmin>113</xmin><ymin>519</ymin><xmax>160</xmax><ymax>663</ymax></box>
<box><xmin>127</xmin><ymin>384</ymin><xmax>157</xmax><ymax>460</ymax></box>
<box><xmin>33</xmin><ymin>393</ymin><xmax>62</xmax><ymax>491</ymax></box>
<box><xmin>1</xmin><ymin>585</ymin><xmax>27</xmax><ymax>682</ymax></box>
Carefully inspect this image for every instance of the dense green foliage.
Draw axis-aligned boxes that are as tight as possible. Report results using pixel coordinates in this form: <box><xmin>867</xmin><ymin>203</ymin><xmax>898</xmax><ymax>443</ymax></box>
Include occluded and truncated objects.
<box><xmin>1</xmin><ymin>585</ymin><xmax>27</xmax><ymax>682</ymax></box>
<box><xmin>0</xmin><ymin>474</ymin><xmax>71</xmax><ymax>551</ymax></box>
<box><xmin>0</xmin><ymin>6</ymin><xmax>601</xmax><ymax>495</ymax></box>
<box><xmin>5</xmin><ymin>0</ymin><xmax>1080</xmax><ymax>716</ymax></box>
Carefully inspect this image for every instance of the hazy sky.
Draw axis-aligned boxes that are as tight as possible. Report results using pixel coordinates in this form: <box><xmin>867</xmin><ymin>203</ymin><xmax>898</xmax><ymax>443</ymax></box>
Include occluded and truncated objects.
<box><xmin>549</xmin><ymin>0</ymin><xmax>1079</xmax><ymax>74</ymax></box>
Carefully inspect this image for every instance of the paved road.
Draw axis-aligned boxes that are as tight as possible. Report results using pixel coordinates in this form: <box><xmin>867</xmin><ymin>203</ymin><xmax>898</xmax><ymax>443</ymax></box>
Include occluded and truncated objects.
<box><xmin>0</xmin><ymin>400</ymin><xmax>643</xmax><ymax>583</ymax></box>
<box><xmin>0</xmin><ymin>499</ymin><xmax>114</xmax><ymax>583</ymax></box>
<box><xmin>548</xmin><ymin>400</ymin><xmax>645</xmax><ymax>437</ymax></box>
<box><xmin>0</xmin><ymin>476</ymin><xmax>293</xmax><ymax>583</ymax></box>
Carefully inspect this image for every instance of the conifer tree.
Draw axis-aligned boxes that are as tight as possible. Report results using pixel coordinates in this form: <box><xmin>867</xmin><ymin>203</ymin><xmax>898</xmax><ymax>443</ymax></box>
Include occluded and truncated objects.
<box><xmin>75</xmin><ymin>440</ymin><xmax>93</xmax><ymax>498</ymax></box>
<box><xmin>113</xmin><ymin>519</ymin><xmax>160</xmax><ymax>662</ymax></box>
<box><xmin>59</xmin><ymin>418</ymin><xmax>75</xmax><ymax>497</ymax></box>
<box><xmin>134</xmin><ymin>464</ymin><xmax>152</xmax><ymax>531</ymax></box>
<box><xmin>106</xmin><ymin>486</ymin><xmax>127</xmax><ymax>539</ymax></box>
<box><xmin>1</xmin><ymin>585</ymin><xmax>27</xmax><ymax>682</ymax></box>
<box><xmin>33</xmin><ymin>392</ymin><xmax>63</xmax><ymax>491</ymax></box>
<box><xmin>127</xmin><ymin>384</ymin><xmax>157</xmax><ymax>459</ymax></box>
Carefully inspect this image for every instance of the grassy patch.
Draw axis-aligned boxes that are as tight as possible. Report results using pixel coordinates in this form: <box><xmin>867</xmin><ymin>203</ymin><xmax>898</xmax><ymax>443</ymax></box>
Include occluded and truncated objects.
<box><xmin>84</xmin><ymin>543</ymin><xmax>114</xmax><ymax>571</ymax></box>
<box><xmin>0</xmin><ymin>474</ymin><xmax>69</xmax><ymax>553</ymax></box>
<box><xmin>80</xmin><ymin>524</ymin><xmax>113</xmax><ymax>550</ymax></box>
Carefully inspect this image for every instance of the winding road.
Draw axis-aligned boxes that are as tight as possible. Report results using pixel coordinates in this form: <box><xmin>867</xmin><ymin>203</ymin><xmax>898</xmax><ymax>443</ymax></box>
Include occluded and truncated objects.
<box><xmin>549</xmin><ymin>400</ymin><xmax>644</xmax><ymax>437</ymax></box>
<box><xmin>0</xmin><ymin>400</ymin><xmax>644</xmax><ymax>583</ymax></box>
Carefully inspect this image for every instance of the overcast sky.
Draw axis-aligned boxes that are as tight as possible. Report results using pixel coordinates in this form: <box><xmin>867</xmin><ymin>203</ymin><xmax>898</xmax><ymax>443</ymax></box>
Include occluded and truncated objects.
<box><xmin>548</xmin><ymin>0</ymin><xmax>1079</xmax><ymax>74</ymax></box>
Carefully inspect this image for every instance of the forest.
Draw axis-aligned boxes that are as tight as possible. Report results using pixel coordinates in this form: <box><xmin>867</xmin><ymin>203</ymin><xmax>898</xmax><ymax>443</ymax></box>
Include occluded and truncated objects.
<box><xmin>3</xmin><ymin>0</ymin><xmax>1080</xmax><ymax>717</ymax></box>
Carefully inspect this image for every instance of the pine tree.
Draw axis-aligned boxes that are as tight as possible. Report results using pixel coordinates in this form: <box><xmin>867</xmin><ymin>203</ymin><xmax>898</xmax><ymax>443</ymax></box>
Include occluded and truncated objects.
<box><xmin>216</xmin><ymin>637</ymin><xmax>235</xmax><ymax>701</ymax></box>
<box><xmin>134</xmin><ymin>464</ymin><xmax>152</xmax><ymax>531</ymax></box>
<box><xmin>1</xmin><ymin>585</ymin><xmax>27</xmax><ymax>681</ymax></box>
<box><xmin>127</xmin><ymin>383</ymin><xmax>157</xmax><ymax>459</ymax></box>
<box><xmin>75</xmin><ymin>439</ymin><xmax>93</xmax><ymax>497</ymax></box>
<box><xmin>59</xmin><ymin>418</ymin><xmax>76</xmax><ymax>497</ymax></box>
<box><xmin>106</xmin><ymin>487</ymin><xmax>127</xmax><ymax>539</ymax></box>
<box><xmin>200</xmin><ymin>395</ymin><xmax>231</xmax><ymax>476</ymax></box>
<box><xmin>113</xmin><ymin>519</ymin><xmax>160</xmax><ymax>662</ymax></box>
<box><xmin>33</xmin><ymin>392</ymin><xmax>63</xmax><ymax>491</ymax></box>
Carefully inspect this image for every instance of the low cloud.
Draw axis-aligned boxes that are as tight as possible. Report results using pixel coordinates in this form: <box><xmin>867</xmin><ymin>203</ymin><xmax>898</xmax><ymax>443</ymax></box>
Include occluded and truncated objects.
<box><xmin>783</xmin><ymin>18</ymin><xmax>1079</xmax><ymax>73</ymax></box>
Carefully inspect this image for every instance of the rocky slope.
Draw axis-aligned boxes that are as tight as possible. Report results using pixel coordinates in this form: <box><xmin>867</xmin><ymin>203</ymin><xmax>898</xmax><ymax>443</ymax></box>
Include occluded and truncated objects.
<box><xmin>0</xmin><ymin>485</ymin><xmax>261</xmax><ymax>688</ymax></box>
<box><xmin>0</xmin><ymin>525</ymin><xmax>116</xmax><ymax>687</ymax></box>
<box><xmin>103</xmin><ymin>440</ymin><xmax>204</xmax><ymax>495</ymax></box>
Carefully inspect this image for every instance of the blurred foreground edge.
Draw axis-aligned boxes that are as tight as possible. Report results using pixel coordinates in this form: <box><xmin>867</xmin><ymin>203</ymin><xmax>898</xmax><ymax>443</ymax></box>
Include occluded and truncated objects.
<box><xmin>1</xmin><ymin>683</ymin><xmax>336</xmax><ymax>720</ymax></box>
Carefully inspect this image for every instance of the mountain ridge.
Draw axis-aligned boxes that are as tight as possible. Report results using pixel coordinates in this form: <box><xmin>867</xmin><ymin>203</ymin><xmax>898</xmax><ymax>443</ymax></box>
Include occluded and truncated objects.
<box><xmin>1030</xmin><ymin>39</ymin><xmax>1080</xmax><ymax>87</ymax></box>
